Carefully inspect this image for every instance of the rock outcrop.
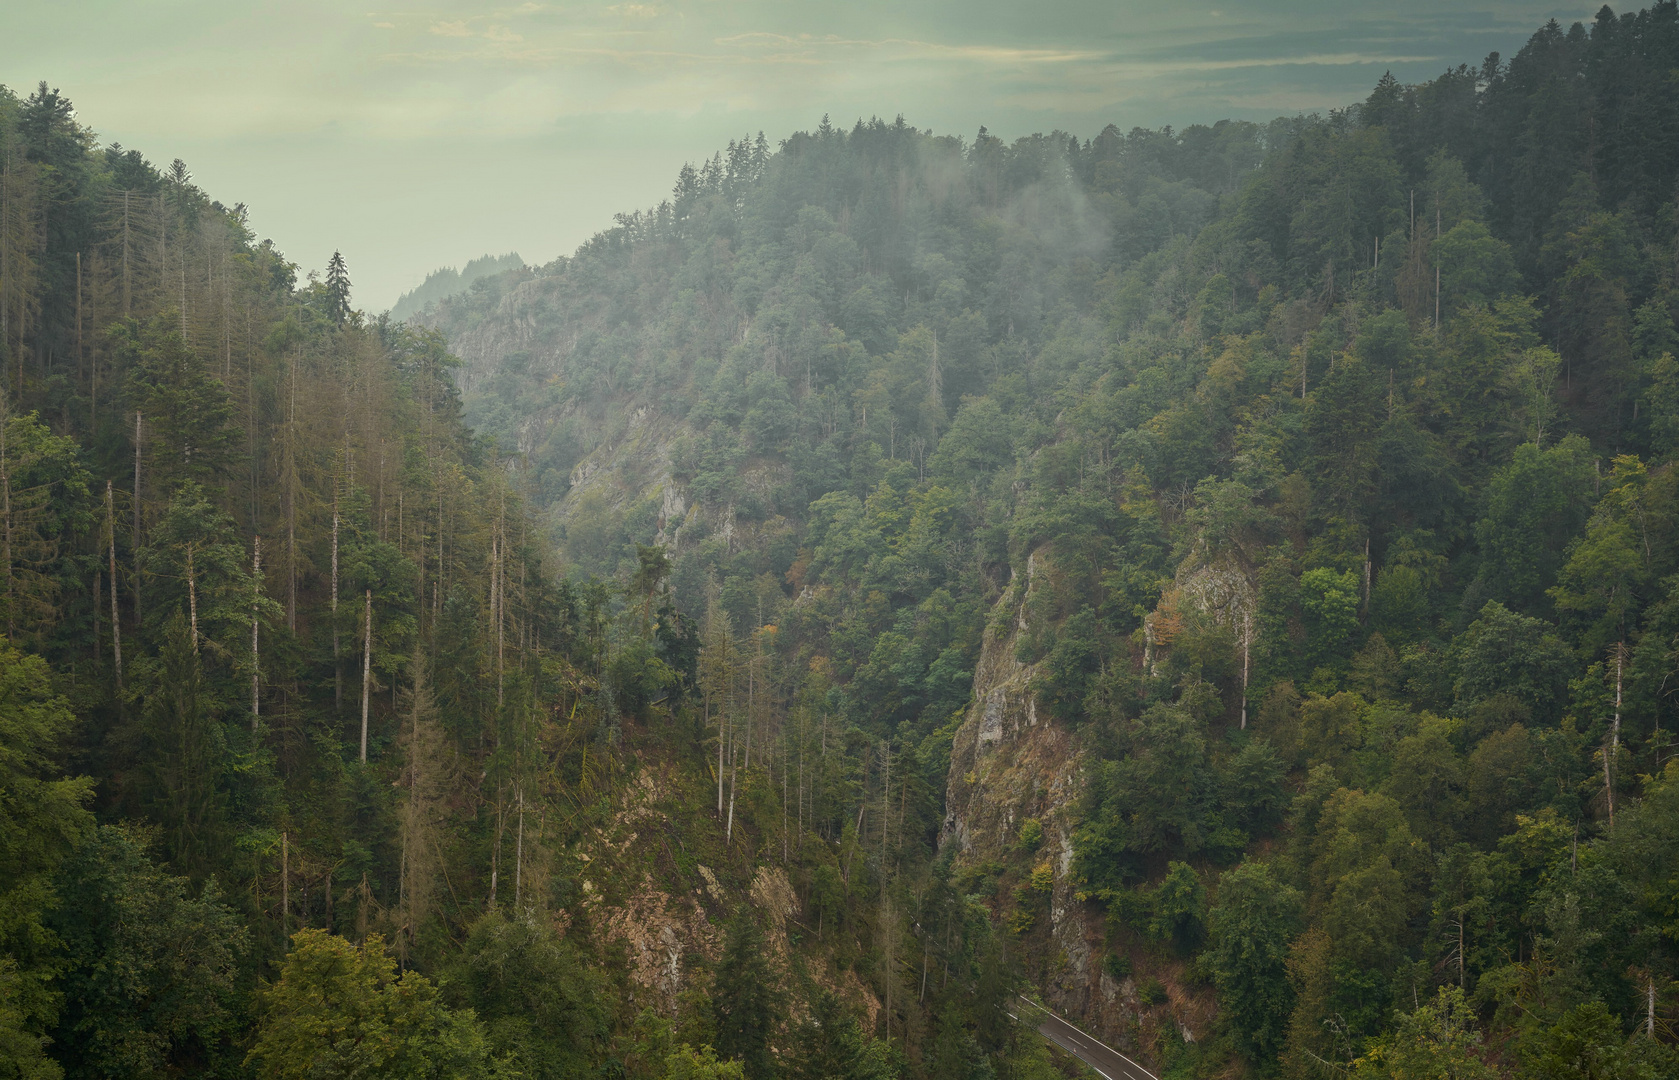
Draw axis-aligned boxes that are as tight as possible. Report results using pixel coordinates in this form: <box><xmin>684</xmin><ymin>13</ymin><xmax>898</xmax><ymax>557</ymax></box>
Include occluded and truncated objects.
<box><xmin>942</xmin><ymin>546</ymin><xmax>1220</xmax><ymax>1062</ymax></box>
<box><xmin>943</xmin><ymin>549</ymin><xmax>1101</xmax><ymax>1015</ymax></box>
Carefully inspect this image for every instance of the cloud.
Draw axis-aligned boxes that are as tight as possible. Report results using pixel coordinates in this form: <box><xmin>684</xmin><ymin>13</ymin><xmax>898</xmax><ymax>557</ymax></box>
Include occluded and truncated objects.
<box><xmin>6</xmin><ymin>0</ymin><xmax>1592</xmax><ymax>307</ymax></box>
<box><xmin>714</xmin><ymin>33</ymin><xmax>1106</xmax><ymax>65</ymax></box>
<box><xmin>1120</xmin><ymin>52</ymin><xmax>1442</xmax><ymax>73</ymax></box>
<box><xmin>422</xmin><ymin>15</ymin><xmax>527</xmax><ymax>45</ymax></box>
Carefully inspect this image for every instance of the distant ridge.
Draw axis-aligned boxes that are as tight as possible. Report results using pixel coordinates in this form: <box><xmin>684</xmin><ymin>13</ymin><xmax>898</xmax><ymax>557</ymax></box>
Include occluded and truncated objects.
<box><xmin>389</xmin><ymin>251</ymin><xmax>524</xmax><ymax>321</ymax></box>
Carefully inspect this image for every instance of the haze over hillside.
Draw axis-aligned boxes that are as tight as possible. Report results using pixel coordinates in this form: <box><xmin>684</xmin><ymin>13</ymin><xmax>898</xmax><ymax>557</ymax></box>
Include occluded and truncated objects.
<box><xmin>2</xmin><ymin>0</ymin><xmax>1602</xmax><ymax>308</ymax></box>
<box><xmin>388</xmin><ymin>252</ymin><xmax>524</xmax><ymax>322</ymax></box>
<box><xmin>1</xmin><ymin>5</ymin><xmax>1679</xmax><ymax>1080</ymax></box>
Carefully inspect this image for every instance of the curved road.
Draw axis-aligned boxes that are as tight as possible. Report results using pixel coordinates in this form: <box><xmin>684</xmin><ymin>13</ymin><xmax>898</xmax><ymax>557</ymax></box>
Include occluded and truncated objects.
<box><xmin>1014</xmin><ymin>996</ymin><xmax>1159</xmax><ymax>1080</ymax></box>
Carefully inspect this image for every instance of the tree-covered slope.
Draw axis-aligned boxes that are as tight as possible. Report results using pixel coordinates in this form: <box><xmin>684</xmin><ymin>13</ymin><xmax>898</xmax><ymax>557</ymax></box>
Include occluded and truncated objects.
<box><xmin>0</xmin><ymin>74</ymin><xmax>1087</xmax><ymax>1080</ymax></box>
<box><xmin>420</xmin><ymin>4</ymin><xmax>1679</xmax><ymax>1077</ymax></box>
<box><xmin>389</xmin><ymin>251</ymin><xmax>525</xmax><ymax>323</ymax></box>
<box><xmin>1</xmin><ymin>4</ymin><xmax>1679</xmax><ymax>1080</ymax></box>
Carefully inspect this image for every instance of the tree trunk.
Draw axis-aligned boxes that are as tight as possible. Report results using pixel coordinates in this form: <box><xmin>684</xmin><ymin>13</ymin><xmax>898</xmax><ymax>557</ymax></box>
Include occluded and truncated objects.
<box><xmin>782</xmin><ymin>729</ymin><xmax>789</xmax><ymax>865</ymax></box>
<box><xmin>492</xmin><ymin>527</ymin><xmax>503</xmax><ymax>709</ymax></box>
<box><xmin>75</xmin><ymin>252</ymin><xmax>82</xmax><ymax>387</ymax></box>
<box><xmin>514</xmin><ymin>784</ymin><xmax>524</xmax><ymax>909</ymax></box>
<box><xmin>881</xmin><ymin>892</ymin><xmax>893</xmax><ymax>1044</ymax></box>
<box><xmin>93</xmin><ymin>560</ymin><xmax>102</xmax><ymax>671</ymax></box>
<box><xmin>497</xmin><ymin>528</ymin><xmax>504</xmax><ymax>709</ymax></box>
<box><xmin>106</xmin><ymin>482</ymin><xmax>122</xmax><ymax>687</ymax></box>
<box><xmin>1607</xmin><ymin>643</ymin><xmax>1623</xmax><ymax>828</ymax></box>
<box><xmin>133</xmin><ymin>411</ymin><xmax>142</xmax><ymax>625</ymax></box>
<box><xmin>882</xmin><ymin>739</ymin><xmax>891</xmax><ymax>856</ymax></box>
<box><xmin>360</xmin><ymin>588</ymin><xmax>372</xmax><ymax>763</ymax></box>
<box><xmin>2</xmin><ymin>413</ymin><xmax>14</xmax><ymax>641</ymax></box>
<box><xmin>251</xmin><ymin>536</ymin><xmax>261</xmax><ymax>728</ymax></box>
<box><xmin>1240</xmin><ymin>612</ymin><xmax>1252</xmax><ymax>729</ymax></box>
<box><xmin>726</xmin><ymin>727</ymin><xmax>738</xmax><ymax>846</ymax></box>
<box><xmin>332</xmin><ymin>497</ymin><xmax>341</xmax><ymax>712</ymax></box>
<box><xmin>286</xmin><ymin>357</ymin><xmax>296</xmax><ymax>631</ymax></box>
<box><xmin>121</xmin><ymin>191</ymin><xmax>131</xmax><ymax>315</ymax></box>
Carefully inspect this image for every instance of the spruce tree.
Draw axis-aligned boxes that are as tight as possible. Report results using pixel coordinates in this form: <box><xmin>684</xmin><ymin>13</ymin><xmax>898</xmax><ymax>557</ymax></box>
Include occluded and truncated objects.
<box><xmin>710</xmin><ymin>917</ymin><xmax>777</xmax><ymax>1080</ymax></box>
<box><xmin>325</xmin><ymin>250</ymin><xmax>351</xmax><ymax>326</ymax></box>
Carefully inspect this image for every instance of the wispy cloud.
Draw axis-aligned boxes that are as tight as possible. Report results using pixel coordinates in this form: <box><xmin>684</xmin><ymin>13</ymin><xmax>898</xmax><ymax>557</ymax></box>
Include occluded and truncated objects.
<box><xmin>715</xmin><ymin>33</ymin><xmax>1107</xmax><ymax>65</ymax></box>
<box><xmin>6</xmin><ymin>0</ymin><xmax>1593</xmax><ymax>306</ymax></box>
<box><xmin>1118</xmin><ymin>52</ymin><xmax>1442</xmax><ymax>73</ymax></box>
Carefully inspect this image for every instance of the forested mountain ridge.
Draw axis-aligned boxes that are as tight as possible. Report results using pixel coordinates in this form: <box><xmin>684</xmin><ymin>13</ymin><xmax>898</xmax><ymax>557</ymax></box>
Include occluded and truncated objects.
<box><xmin>389</xmin><ymin>252</ymin><xmax>525</xmax><ymax>324</ymax></box>
<box><xmin>0</xmin><ymin>79</ymin><xmax>664</xmax><ymax>1080</ymax></box>
<box><xmin>420</xmin><ymin>3</ymin><xmax>1679</xmax><ymax>1077</ymax></box>
<box><xmin>1</xmin><ymin>5</ymin><xmax>1679</xmax><ymax>1080</ymax></box>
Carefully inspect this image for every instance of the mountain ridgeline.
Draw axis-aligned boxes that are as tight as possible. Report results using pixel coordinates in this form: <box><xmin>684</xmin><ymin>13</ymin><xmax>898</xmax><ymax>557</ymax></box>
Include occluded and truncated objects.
<box><xmin>389</xmin><ymin>251</ymin><xmax>525</xmax><ymax>323</ymax></box>
<box><xmin>2</xmin><ymin>4</ymin><xmax>1679</xmax><ymax>1080</ymax></box>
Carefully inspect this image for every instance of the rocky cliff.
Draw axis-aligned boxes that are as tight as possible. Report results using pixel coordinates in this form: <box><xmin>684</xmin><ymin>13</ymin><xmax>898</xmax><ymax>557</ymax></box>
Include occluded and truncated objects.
<box><xmin>942</xmin><ymin>547</ymin><xmax>1217</xmax><ymax>1065</ymax></box>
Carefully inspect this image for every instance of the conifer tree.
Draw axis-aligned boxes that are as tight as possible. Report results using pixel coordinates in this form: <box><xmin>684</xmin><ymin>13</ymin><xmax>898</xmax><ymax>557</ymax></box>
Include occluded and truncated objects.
<box><xmin>325</xmin><ymin>250</ymin><xmax>351</xmax><ymax>326</ymax></box>
<box><xmin>710</xmin><ymin>917</ymin><xmax>777</xmax><ymax>1080</ymax></box>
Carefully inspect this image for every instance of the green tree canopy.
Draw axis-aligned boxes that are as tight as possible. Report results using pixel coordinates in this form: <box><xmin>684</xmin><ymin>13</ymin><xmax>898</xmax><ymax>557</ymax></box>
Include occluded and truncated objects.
<box><xmin>1206</xmin><ymin>860</ymin><xmax>1303</xmax><ymax>1066</ymax></box>
<box><xmin>49</xmin><ymin>826</ymin><xmax>246</xmax><ymax>1080</ymax></box>
<box><xmin>709</xmin><ymin>918</ymin><xmax>778</xmax><ymax>1080</ymax></box>
<box><xmin>248</xmin><ymin>929</ymin><xmax>495</xmax><ymax>1080</ymax></box>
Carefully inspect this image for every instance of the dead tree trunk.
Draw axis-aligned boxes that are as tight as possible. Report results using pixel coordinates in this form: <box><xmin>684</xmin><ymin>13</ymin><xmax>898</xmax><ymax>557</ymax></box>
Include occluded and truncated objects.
<box><xmin>186</xmin><ymin>544</ymin><xmax>198</xmax><ymax>652</ymax></box>
<box><xmin>133</xmin><ymin>412</ymin><xmax>142</xmax><ymax>625</ymax></box>
<box><xmin>1606</xmin><ymin>643</ymin><xmax>1624</xmax><ymax>829</ymax></box>
<box><xmin>251</xmin><ymin>536</ymin><xmax>261</xmax><ymax>728</ymax></box>
<box><xmin>106</xmin><ymin>482</ymin><xmax>122</xmax><ymax>687</ymax></box>
<box><xmin>332</xmin><ymin>494</ymin><xmax>341</xmax><ymax>712</ymax></box>
<box><xmin>360</xmin><ymin>588</ymin><xmax>372</xmax><ymax>763</ymax></box>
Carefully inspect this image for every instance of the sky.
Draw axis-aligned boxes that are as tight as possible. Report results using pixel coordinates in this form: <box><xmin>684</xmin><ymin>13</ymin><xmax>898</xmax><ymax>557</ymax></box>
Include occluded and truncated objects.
<box><xmin>5</xmin><ymin>1</ymin><xmax>1605</xmax><ymax>311</ymax></box>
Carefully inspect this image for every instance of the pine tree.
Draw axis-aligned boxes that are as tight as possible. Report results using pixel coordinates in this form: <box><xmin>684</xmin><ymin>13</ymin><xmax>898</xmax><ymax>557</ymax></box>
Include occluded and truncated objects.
<box><xmin>325</xmin><ymin>250</ymin><xmax>351</xmax><ymax>326</ymax></box>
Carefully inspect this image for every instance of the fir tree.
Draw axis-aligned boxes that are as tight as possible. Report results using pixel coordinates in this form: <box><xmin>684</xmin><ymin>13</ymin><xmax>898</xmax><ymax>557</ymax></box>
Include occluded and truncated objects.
<box><xmin>325</xmin><ymin>250</ymin><xmax>351</xmax><ymax>326</ymax></box>
<box><xmin>710</xmin><ymin>918</ymin><xmax>777</xmax><ymax>1080</ymax></box>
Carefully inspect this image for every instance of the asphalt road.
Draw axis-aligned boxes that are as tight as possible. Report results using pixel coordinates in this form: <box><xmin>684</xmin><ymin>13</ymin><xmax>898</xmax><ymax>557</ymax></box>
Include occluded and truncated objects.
<box><xmin>1016</xmin><ymin>997</ymin><xmax>1159</xmax><ymax>1080</ymax></box>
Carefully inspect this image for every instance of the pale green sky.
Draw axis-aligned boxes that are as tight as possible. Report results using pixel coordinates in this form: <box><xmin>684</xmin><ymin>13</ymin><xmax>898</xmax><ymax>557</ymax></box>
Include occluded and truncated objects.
<box><xmin>6</xmin><ymin>1</ymin><xmax>1600</xmax><ymax>309</ymax></box>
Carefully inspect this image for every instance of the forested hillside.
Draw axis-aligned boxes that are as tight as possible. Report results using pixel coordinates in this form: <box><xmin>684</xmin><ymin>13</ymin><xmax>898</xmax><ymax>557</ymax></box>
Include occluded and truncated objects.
<box><xmin>422</xmin><ymin>3</ymin><xmax>1679</xmax><ymax>1077</ymax></box>
<box><xmin>389</xmin><ymin>252</ymin><xmax>525</xmax><ymax>324</ymax></box>
<box><xmin>2</xmin><ymin>3</ymin><xmax>1679</xmax><ymax>1080</ymax></box>
<box><xmin>0</xmin><ymin>80</ymin><xmax>667</xmax><ymax>1080</ymax></box>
